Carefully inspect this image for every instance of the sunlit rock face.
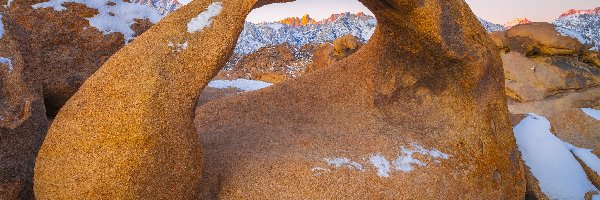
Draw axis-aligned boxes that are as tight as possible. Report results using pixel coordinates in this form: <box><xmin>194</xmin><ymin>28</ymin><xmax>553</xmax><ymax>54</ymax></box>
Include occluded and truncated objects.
<box><xmin>33</xmin><ymin>0</ymin><xmax>525</xmax><ymax>199</ymax></box>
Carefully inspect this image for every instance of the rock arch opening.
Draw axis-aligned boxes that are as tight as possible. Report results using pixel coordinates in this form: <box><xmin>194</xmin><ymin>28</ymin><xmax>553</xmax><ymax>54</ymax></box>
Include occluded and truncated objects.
<box><xmin>199</xmin><ymin>0</ymin><xmax>377</xmax><ymax>105</ymax></box>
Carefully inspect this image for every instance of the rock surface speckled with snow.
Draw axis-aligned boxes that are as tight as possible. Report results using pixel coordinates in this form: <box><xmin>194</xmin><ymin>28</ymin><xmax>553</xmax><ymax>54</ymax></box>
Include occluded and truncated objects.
<box><xmin>0</xmin><ymin>9</ymin><xmax>48</xmax><ymax>199</ymax></box>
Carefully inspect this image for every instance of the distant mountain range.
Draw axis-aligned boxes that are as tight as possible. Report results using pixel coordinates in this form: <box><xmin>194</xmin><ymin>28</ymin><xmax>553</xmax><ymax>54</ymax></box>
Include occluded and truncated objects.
<box><xmin>132</xmin><ymin>2</ymin><xmax>599</xmax><ymax>52</ymax></box>
<box><xmin>554</xmin><ymin>7</ymin><xmax>600</xmax><ymax>50</ymax></box>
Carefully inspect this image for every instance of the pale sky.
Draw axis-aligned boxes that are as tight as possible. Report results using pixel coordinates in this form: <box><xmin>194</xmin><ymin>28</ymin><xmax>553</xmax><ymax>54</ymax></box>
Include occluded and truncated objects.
<box><xmin>246</xmin><ymin>0</ymin><xmax>599</xmax><ymax>24</ymax></box>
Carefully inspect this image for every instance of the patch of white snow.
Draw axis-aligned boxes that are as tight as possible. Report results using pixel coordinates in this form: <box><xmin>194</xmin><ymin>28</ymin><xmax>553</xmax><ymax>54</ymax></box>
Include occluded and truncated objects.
<box><xmin>514</xmin><ymin>113</ymin><xmax>599</xmax><ymax>199</ymax></box>
<box><xmin>582</xmin><ymin>108</ymin><xmax>600</xmax><ymax>121</ymax></box>
<box><xmin>0</xmin><ymin>57</ymin><xmax>13</xmax><ymax>73</ymax></box>
<box><xmin>186</xmin><ymin>2</ymin><xmax>222</xmax><ymax>33</ymax></box>
<box><xmin>0</xmin><ymin>13</ymin><xmax>4</xmax><ymax>39</ymax></box>
<box><xmin>167</xmin><ymin>41</ymin><xmax>188</xmax><ymax>52</ymax></box>
<box><xmin>178</xmin><ymin>0</ymin><xmax>193</xmax><ymax>5</ymax></box>
<box><xmin>556</xmin><ymin>26</ymin><xmax>594</xmax><ymax>46</ymax></box>
<box><xmin>207</xmin><ymin>79</ymin><xmax>272</xmax><ymax>91</ymax></box>
<box><xmin>325</xmin><ymin>157</ymin><xmax>364</xmax><ymax>172</ymax></box>
<box><xmin>370</xmin><ymin>154</ymin><xmax>391</xmax><ymax>177</ymax></box>
<box><xmin>32</xmin><ymin>0</ymin><xmax>163</xmax><ymax>42</ymax></box>
<box><xmin>565</xmin><ymin>143</ymin><xmax>600</xmax><ymax>176</ymax></box>
<box><xmin>4</xmin><ymin>0</ymin><xmax>12</xmax><ymax>8</ymax></box>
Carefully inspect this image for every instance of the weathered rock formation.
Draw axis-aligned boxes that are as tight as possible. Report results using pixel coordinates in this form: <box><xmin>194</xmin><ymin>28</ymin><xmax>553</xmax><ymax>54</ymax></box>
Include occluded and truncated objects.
<box><xmin>307</xmin><ymin>34</ymin><xmax>363</xmax><ymax>73</ymax></box>
<box><xmin>193</xmin><ymin>0</ymin><xmax>524</xmax><ymax>198</ymax></box>
<box><xmin>217</xmin><ymin>43</ymin><xmax>317</xmax><ymax>83</ymax></box>
<box><xmin>0</xmin><ymin>11</ymin><xmax>48</xmax><ymax>200</ymax></box>
<box><xmin>35</xmin><ymin>0</ymin><xmax>525</xmax><ymax>199</ymax></box>
<box><xmin>33</xmin><ymin>0</ymin><xmax>268</xmax><ymax>198</ymax></box>
<box><xmin>505</xmin><ymin>22</ymin><xmax>583</xmax><ymax>56</ymax></box>
<box><xmin>8</xmin><ymin>0</ymin><xmax>157</xmax><ymax>117</ymax></box>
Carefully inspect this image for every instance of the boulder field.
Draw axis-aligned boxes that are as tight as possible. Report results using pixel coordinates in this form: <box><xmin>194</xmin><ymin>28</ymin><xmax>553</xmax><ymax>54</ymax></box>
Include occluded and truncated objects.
<box><xmin>28</xmin><ymin>0</ymin><xmax>524</xmax><ymax>199</ymax></box>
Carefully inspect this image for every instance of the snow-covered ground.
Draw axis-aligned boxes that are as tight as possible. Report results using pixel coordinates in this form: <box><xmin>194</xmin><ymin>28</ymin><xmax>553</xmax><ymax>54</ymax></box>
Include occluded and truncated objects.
<box><xmin>514</xmin><ymin>113</ymin><xmax>600</xmax><ymax>199</ymax></box>
<box><xmin>207</xmin><ymin>79</ymin><xmax>272</xmax><ymax>91</ymax></box>
<box><xmin>32</xmin><ymin>0</ymin><xmax>163</xmax><ymax>42</ymax></box>
<box><xmin>582</xmin><ymin>108</ymin><xmax>600</xmax><ymax>121</ymax></box>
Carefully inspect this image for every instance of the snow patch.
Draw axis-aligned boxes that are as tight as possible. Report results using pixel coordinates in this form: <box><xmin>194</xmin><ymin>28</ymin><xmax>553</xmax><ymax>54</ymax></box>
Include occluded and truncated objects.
<box><xmin>186</xmin><ymin>2</ymin><xmax>222</xmax><ymax>33</ymax></box>
<box><xmin>393</xmin><ymin>144</ymin><xmax>449</xmax><ymax>172</ymax></box>
<box><xmin>514</xmin><ymin>113</ymin><xmax>599</xmax><ymax>199</ymax></box>
<box><xmin>32</xmin><ymin>0</ymin><xmax>163</xmax><ymax>42</ymax></box>
<box><xmin>325</xmin><ymin>157</ymin><xmax>364</xmax><ymax>172</ymax></box>
<box><xmin>312</xmin><ymin>144</ymin><xmax>450</xmax><ymax>178</ymax></box>
<box><xmin>207</xmin><ymin>79</ymin><xmax>272</xmax><ymax>91</ymax></box>
<box><xmin>582</xmin><ymin>108</ymin><xmax>600</xmax><ymax>121</ymax></box>
<box><xmin>0</xmin><ymin>57</ymin><xmax>13</xmax><ymax>73</ymax></box>
<box><xmin>167</xmin><ymin>41</ymin><xmax>188</xmax><ymax>53</ymax></box>
<box><xmin>267</xmin><ymin>23</ymin><xmax>284</xmax><ymax>31</ymax></box>
<box><xmin>178</xmin><ymin>0</ymin><xmax>193</xmax><ymax>5</ymax></box>
<box><xmin>556</xmin><ymin>26</ymin><xmax>594</xmax><ymax>46</ymax></box>
<box><xmin>370</xmin><ymin>154</ymin><xmax>391</xmax><ymax>177</ymax></box>
<box><xmin>0</xmin><ymin>13</ymin><xmax>4</xmax><ymax>39</ymax></box>
<box><xmin>3</xmin><ymin>0</ymin><xmax>12</xmax><ymax>8</ymax></box>
<box><xmin>595</xmin><ymin>194</ymin><xmax>600</xmax><ymax>200</ymax></box>
<box><xmin>565</xmin><ymin>143</ymin><xmax>600</xmax><ymax>176</ymax></box>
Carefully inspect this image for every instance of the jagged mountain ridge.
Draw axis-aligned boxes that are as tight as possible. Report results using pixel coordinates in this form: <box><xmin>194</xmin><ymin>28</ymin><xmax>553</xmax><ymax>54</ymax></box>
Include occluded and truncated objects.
<box><xmin>554</xmin><ymin>7</ymin><xmax>600</xmax><ymax>50</ymax></box>
<box><xmin>129</xmin><ymin>0</ymin><xmax>181</xmax><ymax>15</ymax></box>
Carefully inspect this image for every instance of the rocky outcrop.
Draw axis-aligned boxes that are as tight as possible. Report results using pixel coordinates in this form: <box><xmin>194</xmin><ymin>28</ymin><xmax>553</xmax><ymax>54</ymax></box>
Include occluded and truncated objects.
<box><xmin>502</xmin><ymin>52</ymin><xmax>600</xmax><ymax>102</ymax></box>
<box><xmin>505</xmin><ymin>22</ymin><xmax>582</xmax><ymax>56</ymax></box>
<box><xmin>0</xmin><ymin>12</ymin><xmax>48</xmax><ymax>200</ymax></box>
<box><xmin>34</xmin><ymin>0</ymin><xmax>525</xmax><ymax>199</ymax></box>
<box><xmin>217</xmin><ymin>43</ymin><xmax>317</xmax><ymax>83</ymax></box>
<box><xmin>194</xmin><ymin>0</ymin><xmax>525</xmax><ymax>198</ymax></box>
<box><xmin>8</xmin><ymin>0</ymin><xmax>159</xmax><ymax>117</ymax></box>
<box><xmin>33</xmin><ymin>0</ymin><xmax>260</xmax><ymax>198</ymax></box>
<box><xmin>490</xmin><ymin>31</ymin><xmax>509</xmax><ymax>53</ymax></box>
<box><xmin>307</xmin><ymin>34</ymin><xmax>363</xmax><ymax>73</ymax></box>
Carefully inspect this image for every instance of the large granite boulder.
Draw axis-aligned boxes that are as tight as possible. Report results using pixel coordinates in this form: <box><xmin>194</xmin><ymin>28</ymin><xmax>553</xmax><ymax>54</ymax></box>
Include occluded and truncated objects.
<box><xmin>34</xmin><ymin>0</ymin><xmax>261</xmax><ymax>199</ymax></box>
<box><xmin>0</xmin><ymin>11</ymin><xmax>48</xmax><ymax>200</ymax></box>
<box><xmin>503</xmin><ymin>51</ymin><xmax>600</xmax><ymax>102</ymax></box>
<box><xmin>35</xmin><ymin>0</ymin><xmax>525</xmax><ymax>199</ymax></box>
<box><xmin>505</xmin><ymin>22</ymin><xmax>582</xmax><ymax>56</ymax></box>
<box><xmin>193</xmin><ymin>0</ymin><xmax>525</xmax><ymax>198</ymax></box>
<box><xmin>307</xmin><ymin>34</ymin><xmax>363</xmax><ymax>73</ymax></box>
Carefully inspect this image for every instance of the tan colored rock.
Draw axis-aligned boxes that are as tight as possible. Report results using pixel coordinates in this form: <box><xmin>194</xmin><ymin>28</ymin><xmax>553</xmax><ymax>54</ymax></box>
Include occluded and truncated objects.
<box><xmin>34</xmin><ymin>0</ymin><xmax>526</xmax><ymax>198</ymax></box>
<box><xmin>490</xmin><ymin>31</ymin><xmax>509</xmax><ymax>53</ymax></box>
<box><xmin>307</xmin><ymin>34</ymin><xmax>363</xmax><ymax>73</ymax></box>
<box><xmin>194</xmin><ymin>0</ymin><xmax>525</xmax><ymax>198</ymax></box>
<box><xmin>332</xmin><ymin>34</ymin><xmax>361</xmax><ymax>58</ymax></box>
<box><xmin>306</xmin><ymin>43</ymin><xmax>335</xmax><ymax>73</ymax></box>
<box><xmin>582</xmin><ymin>50</ymin><xmax>600</xmax><ymax>68</ymax></box>
<box><xmin>217</xmin><ymin>43</ymin><xmax>316</xmax><ymax>83</ymax></box>
<box><xmin>594</xmin><ymin>149</ymin><xmax>600</xmax><ymax>157</ymax></box>
<box><xmin>8</xmin><ymin>0</ymin><xmax>156</xmax><ymax>117</ymax></box>
<box><xmin>0</xmin><ymin>12</ymin><xmax>48</xmax><ymax>200</ymax></box>
<box><xmin>34</xmin><ymin>0</ymin><xmax>260</xmax><ymax>199</ymax></box>
<box><xmin>574</xmin><ymin>155</ymin><xmax>600</xmax><ymax>190</ymax></box>
<box><xmin>502</xmin><ymin>52</ymin><xmax>600</xmax><ymax>102</ymax></box>
<box><xmin>506</xmin><ymin>22</ymin><xmax>582</xmax><ymax>56</ymax></box>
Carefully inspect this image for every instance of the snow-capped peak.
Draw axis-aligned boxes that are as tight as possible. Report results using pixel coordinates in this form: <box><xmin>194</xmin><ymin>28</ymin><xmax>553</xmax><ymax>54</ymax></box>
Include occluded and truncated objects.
<box><xmin>504</xmin><ymin>18</ymin><xmax>532</xmax><ymax>28</ymax></box>
<box><xmin>559</xmin><ymin>7</ymin><xmax>600</xmax><ymax>19</ymax></box>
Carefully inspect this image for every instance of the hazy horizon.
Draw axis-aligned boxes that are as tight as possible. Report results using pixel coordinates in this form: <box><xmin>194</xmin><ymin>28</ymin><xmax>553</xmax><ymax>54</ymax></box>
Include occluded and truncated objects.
<box><xmin>246</xmin><ymin>0</ymin><xmax>599</xmax><ymax>24</ymax></box>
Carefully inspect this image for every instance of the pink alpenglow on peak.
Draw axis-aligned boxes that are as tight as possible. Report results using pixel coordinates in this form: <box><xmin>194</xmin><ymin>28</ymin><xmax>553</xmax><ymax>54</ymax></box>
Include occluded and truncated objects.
<box><xmin>504</xmin><ymin>18</ymin><xmax>533</xmax><ymax>28</ymax></box>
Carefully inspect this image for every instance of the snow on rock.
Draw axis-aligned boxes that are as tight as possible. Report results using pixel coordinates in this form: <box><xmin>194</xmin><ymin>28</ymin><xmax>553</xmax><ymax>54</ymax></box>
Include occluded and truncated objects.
<box><xmin>167</xmin><ymin>41</ymin><xmax>188</xmax><ymax>53</ymax></box>
<box><xmin>312</xmin><ymin>144</ymin><xmax>450</xmax><ymax>178</ymax></box>
<box><xmin>186</xmin><ymin>2</ymin><xmax>222</xmax><ymax>33</ymax></box>
<box><xmin>325</xmin><ymin>157</ymin><xmax>364</xmax><ymax>172</ymax></box>
<box><xmin>178</xmin><ymin>0</ymin><xmax>193</xmax><ymax>5</ymax></box>
<box><xmin>32</xmin><ymin>0</ymin><xmax>163</xmax><ymax>42</ymax></box>
<box><xmin>595</xmin><ymin>194</ymin><xmax>600</xmax><ymax>200</ymax></box>
<box><xmin>393</xmin><ymin>144</ymin><xmax>450</xmax><ymax>173</ymax></box>
<box><xmin>0</xmin><ymin>13</ymin><xmax>4</xmax><ymax>39</ymax></box>
<box><xmin>582</xmin><ymin>108</ymin><xmax>600</xmax><ymax>121</ymax></box>
<box><xmin>514</xmin><ymin>113</ymin><xmax>599</xmax><ymax>199</ymax></box>
<box><xmin>207</xmin><ymin>79</ymin><xmax>272</xmax><ymax>91</ymax></box>
<box><xmin>370</xmin><ymin>154</ymin><xmax>392</xmax><ymax>177</ymax></box>
<box><xmin>565</xmin><ymin>143</ymin><xmax>600</xmax><ymax>176</ymax></box>
<box><xmin>556</xmin><ymin>26</ymin><xmax>594</xmax><ymax>46</ymax></box>
<box><xmin>0</xmin><ymin>57</ymin><xmax>13</xmax><ymax>73</ymax></box>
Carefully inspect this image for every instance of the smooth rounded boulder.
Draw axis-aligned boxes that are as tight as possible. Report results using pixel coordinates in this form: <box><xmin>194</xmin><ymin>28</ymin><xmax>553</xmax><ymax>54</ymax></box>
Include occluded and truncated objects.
<box><xmin>33</xmin><ymin>0</ymin><xmax>266</xmax><ymax>199</ymax></box>
<box><xmin>196</xmin><ymin>0</ymin><xmax>525</xmax><ymax>198</ymax></box>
